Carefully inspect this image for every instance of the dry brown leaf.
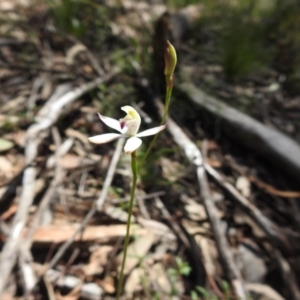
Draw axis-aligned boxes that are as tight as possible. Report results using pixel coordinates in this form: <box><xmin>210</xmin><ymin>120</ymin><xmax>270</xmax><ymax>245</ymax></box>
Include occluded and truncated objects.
<box><xmin>125</xmin><ymin>268</ymin><xmax>144</xmax><ymax>296</ymax></box>
<box><xmin>198</xmin><ymin>236</ymin><xmax>218</xmax><ymax>276</ymax></box>
<box><xmin>83</xmin><ymin>65</ymin><xmax>93</xmax><ymax>74</ymax></box>
<box><xmin>99</xmin><ymin>276</ymin><xmax>115</xmax><ymax>294</ymax></box>
<box><xmin>152</xmin><ymin>242</ymin><xmax>177</xmax><ymax>260</ymax></box>
<box><xmin>83</xmin><ymin>246</ymin><xmax>113</xmax><ymax>276</ymax></box>
<box><xmin>149</xmin><ymin>263</ymin><xmax>172</xmax><ymax>294</ymax></box>
<box><xmin>1</xmin><ymin>294</ymin><xmax>14</xmax><ymax>300</ymax></box>
<box><xmin>40</xmin><ymin>78</ymin><xmax>53</xmax><ymax>100</ymax></box>
<box><xmin>137</xmin><ymin>218</ymin><xmax>176</xmax><ymax>241</ymax></box>
<box><xmin>207</xmin><ymin>140</ymin><xmax>220</xmax><ymax>150</ymax></box>
<box><xmin>34</xmin><ymin>178</ymin><xmax>45</xmax><ymax>196</ymax></box>
<box><xmin>0</xmin><ymin>186</ymin><xmax>8</xmax><ymax>199</ymax></box>
<box><xmin>234</xmin><ymin>213</ymin><xmax>266</xmax><ymax>239</ymax></box>
<box><xmin>110</xmin><ymin>17</ymin><xmax>136</xmax><ymax>38</ymax></box>
<box><xmin>0</xmin><ymin>204</ymin><xmax>18</xmax><ymax>221</ymax></box>
<box><xmin>117</xmin><ymin>232</ymin><xmax>155</xmax><ymax>275</ymax></box>
<box><xmin>65</xmin><ymin>128</ymin><xmax>90</xmax><ymax>146</ymax></box>
<box><xmin>182</xmin><ymin>218</ymin><xmax>211</xmax><ymax>235</ymax></box>
<box><xmin>160</xmin><ymin>157</ymin><xmax>183</xmax><ymax>182</ymax></box>
<box><xmin>1</xmin><ymin>95</ymin><xmax>27</xmax><ymax>113</ymax></box>
<box><xmin>184</xmin><ymin>200</ymin><xmax>207</xmax><ymax>221</ymax></box>
<box><xmin>6</xmin><ymin>153</ymin><xmax>24</xmax><ymax>175</ymax></box>
<box><xmin>11</xmin><ymin>130</ymin><xmax>26</xmax><ymax>147</ymax></box>
<box><xmin>236</xmin><ymin>176</ymin><xmax>251</xmax><ymax>198</ymax></box>
<box><xmin>0</xmin><ymin>1</ymin><xmax>15</xmax><ymax>10</ymax></box>
<box><xmin>0</xmin><ymin>115</ymin><xmax>20</xmax><ymax>126</ymax></box>
<box><xmin>105</xmin><ymin>205</ymin><xmax>136</xmax><ymax>223</ymax></box>
<box><xmin>56</xmin><ymin>293</ymin><xmax>79</xmax><ymax>300</ymax></box>
<box><xmin>0</xmin><ymin>156</ymin><xmax>13</xmax><ymax>175</ymax></box>
<box><xmin>59</xmin><ymin>154</ymin><xmax>82</xmax><ymax>169</ymax></box>
<box><xmin>205</xmin><ymin>157</ymin><xmax>222</xmax><ymax>168</ymax></box>
<box><xmin>66</xmin><ymin>44</ymin><xmax>87</xmax><ymax>65</ymax></box>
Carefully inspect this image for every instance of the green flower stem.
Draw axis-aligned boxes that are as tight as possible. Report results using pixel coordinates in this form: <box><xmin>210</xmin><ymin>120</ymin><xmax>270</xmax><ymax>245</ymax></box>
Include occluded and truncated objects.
<box><xmin>116</xmin><ymin>151</ymin><xmax>138</xmax><ymax>300</ymax></box>
<box><xmin>140</xmin><ymin>83</ymin><xmax>173</xmax><ymax>167</ymax></box>
<box><xmin>162</xmin><ymin>83</ymin><xmax>173</xmax><ymax>124</ymax></box>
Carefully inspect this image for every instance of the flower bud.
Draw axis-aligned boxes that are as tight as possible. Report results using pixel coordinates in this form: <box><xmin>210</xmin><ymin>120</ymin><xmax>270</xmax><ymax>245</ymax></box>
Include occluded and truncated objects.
<box><xmin>164</xmin><ymin>40</ymin><xmax>177</xmax><ymax>83</ymax></box>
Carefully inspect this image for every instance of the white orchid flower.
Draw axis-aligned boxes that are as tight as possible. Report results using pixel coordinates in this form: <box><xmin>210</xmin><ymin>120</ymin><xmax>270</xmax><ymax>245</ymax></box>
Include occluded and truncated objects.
<box><xmin>88</xmin><ymin>106</ymin><xmax>166</xmax><ymax>154</ymax></box>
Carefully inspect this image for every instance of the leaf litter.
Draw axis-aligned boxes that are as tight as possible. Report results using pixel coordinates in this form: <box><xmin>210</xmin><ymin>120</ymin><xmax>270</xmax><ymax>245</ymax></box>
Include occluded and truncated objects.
<box><xmin>0</xmin><ymin>0</ymin><xmax>300</xmax><ymax>299</ymax></box>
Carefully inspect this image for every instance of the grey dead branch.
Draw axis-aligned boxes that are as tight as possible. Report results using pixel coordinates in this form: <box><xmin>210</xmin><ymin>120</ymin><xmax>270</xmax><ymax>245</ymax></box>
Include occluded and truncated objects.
<box><xmin>137</xmin><ymin>66</ymin><xmax>300</xmax><ymax>299</ymax></box>
<box><xmin>179</xmin><ymin>67</ymin><xmax>300</xmax><ymax>183</ymax></box>
<box><xmin>160</xmin><ymin>102</ymin><xmax>299</xmax><ymax>299</ymax></box>
<box><xmin>153</xmin><ymin>98</ymin><xmax>247</xmax><ymax>299</ymax></box>
<box><xmin>0</xmin><ymin>71</ymin><xmax>118</xmax><ymax>295</ymax></box>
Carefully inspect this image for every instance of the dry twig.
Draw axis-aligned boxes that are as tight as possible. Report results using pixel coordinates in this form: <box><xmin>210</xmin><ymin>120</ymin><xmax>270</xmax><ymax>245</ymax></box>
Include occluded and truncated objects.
<box><xmin>0</xmin><ymin>71</ymin><xmax>118</xmax><ymax>296</ymax></box>
<box><xmin>179</xmin><ymin>79</ymin><xmax>300</xmax><ymax>182</ymax></box>
<box><xmin>47</xmin><ymin>138</ymin><xmax>124</xmax><ymax>270</ymax></box>
<box><xmin>158</xmin><ymin>100</ymin><xmax>247</xmax><ymax>299</ymax></box>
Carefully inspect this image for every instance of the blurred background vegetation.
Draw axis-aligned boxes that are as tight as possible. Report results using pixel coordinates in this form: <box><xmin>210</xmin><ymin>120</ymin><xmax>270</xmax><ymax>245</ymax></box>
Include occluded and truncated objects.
<box><xmin>37</xmin><ymin>0</ymin><xmax>300</xmax><ymax>156</ymax></box>
<box><xmin>46</xmin><ymin>0</ymin><xmax>300</xmax><ymax>94</ymax></box>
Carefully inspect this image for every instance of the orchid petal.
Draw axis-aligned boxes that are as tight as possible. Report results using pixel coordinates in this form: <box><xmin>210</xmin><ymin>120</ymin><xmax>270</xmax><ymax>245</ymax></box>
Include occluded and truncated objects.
<box><xmin>120</xmin><ymin>106</ymin><xmax>141</xmax><ymax>135</ymax></box>
<box><xmin>136</xmin><ymin>124</ymin><xmax>167</xmax><ymax>138</ymax></box>
<box><xmin>121</xmin><ymin>119</ymin><xmax>140</xmax><ymax>136</ymax></box>
<box><xmin>98</xmin><ymin>113</ymin><xmax>122</xmax><ymax>133</ymax></box>
<box><xmin>88</xmin><ymin>133</ymin><xmax>121</xmax><ymax>144</ymax></box>
<box><xmin>121</xmin><ymin>106</ymin><xmax>141</xmax><ymax>120</ymax></box>
<box><xmin>124</xmin><ymin>137</ymin><xmax>142</xmax><ymax>154</ymax></box>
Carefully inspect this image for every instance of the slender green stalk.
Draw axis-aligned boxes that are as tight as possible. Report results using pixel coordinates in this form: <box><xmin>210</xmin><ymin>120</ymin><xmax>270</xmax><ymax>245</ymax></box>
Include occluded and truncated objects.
<box><xmin>161</xmin><ymin>84</ymin><xmax>173</xmax><ymax>124</ymax></box>
<box><xmin>140</xmin><ymin>83</ymin><xmax>173</xmax><ymax>167</ymax></box>
<box><xmin>116</xmin><ymin>151</ymin><xmax>138</xmax><ymax>300</ymax></box>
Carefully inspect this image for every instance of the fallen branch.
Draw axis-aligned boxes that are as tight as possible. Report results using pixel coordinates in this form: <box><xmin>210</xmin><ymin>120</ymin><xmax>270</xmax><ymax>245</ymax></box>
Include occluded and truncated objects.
<box><xmin>179</xmin><ymin>77</ymin><xmax>300</xmax><ymax>182</ymax></box>
<box><xmin>0</xmin><ymin>70</ymin><xmax>118</xmax><ymax>296</ymax></box>
<box><xmin>31</xmin><ymin>224</ymin><xmax>148</xmax><ymax>244</ymax></box>
<box><xmin>204</xmin><ymin>163</ymin><xmax>292</xmax><ymax>254</ymax></box>
<box><xmin>154</xmin><ymin>98</ymin><xmax>247</xmax><ymax>299</ymax></box>
<box><xmin>159</xmin><ymin>94</ymin><xmax>300</xmax><ymax>298</ymax></box>
<box><xmin>47</xmin><ymin>138</ymin><xmax>124</xmax><ymax>270</ymax></box>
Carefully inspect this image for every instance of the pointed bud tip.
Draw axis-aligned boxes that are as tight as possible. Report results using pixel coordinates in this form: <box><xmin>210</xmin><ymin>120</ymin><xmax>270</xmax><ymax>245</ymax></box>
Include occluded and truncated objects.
<box><xmin>164</xmin><ymin>40</ymin><xmax>177</xmax><ymax>78</ymax></box>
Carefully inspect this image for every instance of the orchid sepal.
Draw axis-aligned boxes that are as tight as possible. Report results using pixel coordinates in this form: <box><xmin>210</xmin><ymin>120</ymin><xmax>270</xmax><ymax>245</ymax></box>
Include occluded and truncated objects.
<box><xmin>136</xmin><ymin>124</ymin><xmax>167</xmax><ymax>138</ymax></box>
<box><xmin>97</xmin><ymin>113</ymin><xmax>122</xmax><ymax>133</ymax></box>
<box><xmin>88</xmin><ymin>133</ymin><xmax>122</xmax><ymax>144</ymax></box>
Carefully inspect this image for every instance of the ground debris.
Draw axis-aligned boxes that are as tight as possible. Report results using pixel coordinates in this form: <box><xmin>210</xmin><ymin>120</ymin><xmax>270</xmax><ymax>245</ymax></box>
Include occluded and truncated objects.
<box><xmin>0</xmin><ymin>0</ymin><xmax>300</xmax><ymax>299</ymax></box>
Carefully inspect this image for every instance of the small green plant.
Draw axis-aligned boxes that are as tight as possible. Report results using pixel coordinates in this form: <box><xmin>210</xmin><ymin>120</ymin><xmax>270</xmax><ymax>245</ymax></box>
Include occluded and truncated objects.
<box><xmin>47</xmin><ymin>0</ymin><xmax>111</xmax><ymax>43</ymax></box>
<box><xmin>222</xmin><ymin>280</ymin><xmax>231</xmax><ymax>299</ymax></box>
<box><xmin>167</xmin><ymin>257</ymin><xmax>191</xmax><ymax>296</ymax></box>
<box><xmin>194</xmin><ymin>280</ymin><xmax>251</xmax><ymax>300</ymax></box>
<box><xmin>174</xmin><ymin>256</ymin><xmax>192</xmax><ymax>276</ymax></box>
<box><xmin>191</xmin><ymin>0</ymin><xmax>274</xmax><ymax>81</ymax></box>
<box><xmin>194</xmin><ymin>286</ymin><xmax>214</xmax><ymax>300</ymax></box>
<box><xmin>47</xmin><ymin>0</ymin><xmax>86</xmax><ymax>37</ymax></box>
<box><xmin>167</xmin><ymin>0</ymin><xmax>200</xmax><ymax>9</ymax></box>
<box><xmin>221</xmin><ymin>4</ymin><xmax>270</xmax><ymax>80</ymax></box>
<box><xmin>267</xmin><ymin>0</ymin><xmax>300</xmax><ymax>94</ymax></box>
<box><xmin>190</xmin><ymin>289</ymin><xmax>199</xmax><ymax>300</ymax></box>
